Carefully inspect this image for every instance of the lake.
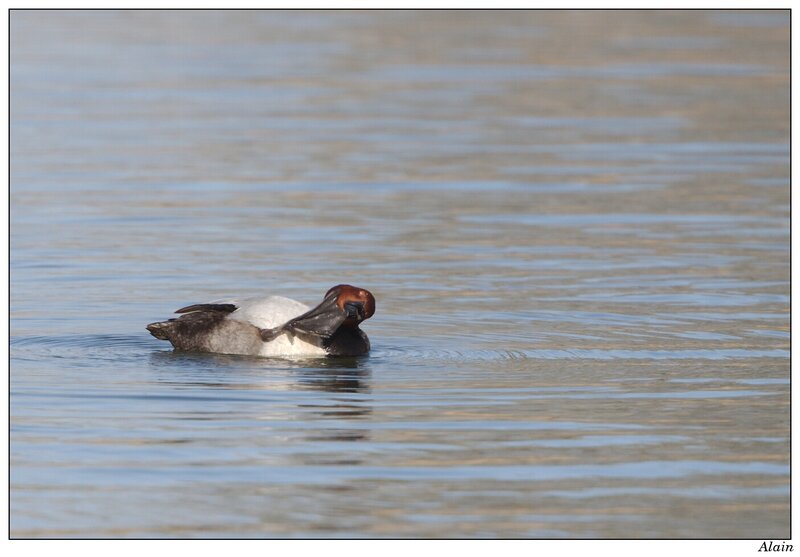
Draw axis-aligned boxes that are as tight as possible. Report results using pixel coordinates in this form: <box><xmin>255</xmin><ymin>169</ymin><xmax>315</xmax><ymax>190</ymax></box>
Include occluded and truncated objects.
<box><xmin>10</xmin><ymin>10</ymin><xmax>790</xmax><ymax>538</ymax></box>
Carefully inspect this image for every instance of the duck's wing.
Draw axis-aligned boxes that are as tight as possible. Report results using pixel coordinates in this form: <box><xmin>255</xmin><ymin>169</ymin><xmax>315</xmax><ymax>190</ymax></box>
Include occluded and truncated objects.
<box><xmin>260</xmin><ymin>290</ymin><xmax>347</xmax><ymax>341</ymax></box>
<box><xmin>175</xmin><ymin>303</ymin><xmax>238</xmax><ymax>314</ymax></box>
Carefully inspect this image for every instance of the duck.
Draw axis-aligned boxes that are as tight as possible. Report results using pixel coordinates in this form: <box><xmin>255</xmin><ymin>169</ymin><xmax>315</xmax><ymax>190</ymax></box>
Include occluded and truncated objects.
<box><xmin>146</xmin><ymin>284</ymin><xmax>375</xmax><ymax>357</ymax></box>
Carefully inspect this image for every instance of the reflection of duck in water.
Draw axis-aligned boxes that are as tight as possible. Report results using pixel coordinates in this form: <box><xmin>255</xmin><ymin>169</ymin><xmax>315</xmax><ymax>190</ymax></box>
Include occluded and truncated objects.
<box><xmin>147</xmin><ymin>285</ymin><xmax>375</xmax><ymax>357</ymax></box>
<box><xmin>296</xmin><ymin>367</ymin><xmax>372</xmax><ymax>445</ymax></box>
<box><xmin>148</xmin><ymin>353</ymin><xmax>373</xmax><ymax>445</ymax></box>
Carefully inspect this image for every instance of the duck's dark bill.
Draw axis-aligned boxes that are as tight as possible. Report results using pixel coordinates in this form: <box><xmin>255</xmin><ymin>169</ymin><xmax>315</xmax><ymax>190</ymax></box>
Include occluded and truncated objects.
<box><xmin>344</xmin><ymin>301</ymin><xmax>365</xmax><ymax>319</ymax></box>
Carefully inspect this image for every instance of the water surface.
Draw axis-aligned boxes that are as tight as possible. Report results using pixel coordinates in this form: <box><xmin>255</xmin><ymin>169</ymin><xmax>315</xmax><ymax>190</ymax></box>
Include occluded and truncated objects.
<box><xmin>10</xmin><ymin>10</ymin><xmax>789</xmax><ymax>538</ymax></box>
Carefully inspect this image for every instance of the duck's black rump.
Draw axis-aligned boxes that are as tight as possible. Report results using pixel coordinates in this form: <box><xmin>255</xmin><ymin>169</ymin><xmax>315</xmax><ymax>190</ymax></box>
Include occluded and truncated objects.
<box><xmin>146</xmin><ymin>308</ymin><xmax>262</xmax><ymax>354</ymax></box>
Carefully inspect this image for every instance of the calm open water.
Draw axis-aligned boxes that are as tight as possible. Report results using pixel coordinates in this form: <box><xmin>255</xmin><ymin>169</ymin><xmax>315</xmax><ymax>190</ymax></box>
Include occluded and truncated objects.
<box><xmin>10</xmin><ymin>10</ymin><xmax>789</xmax><ymax>538</ymax></box>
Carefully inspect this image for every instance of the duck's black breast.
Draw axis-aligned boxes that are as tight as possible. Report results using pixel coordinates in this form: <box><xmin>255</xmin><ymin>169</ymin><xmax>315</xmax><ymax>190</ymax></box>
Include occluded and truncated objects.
<box><xmin>323</xmin><ymin>327</ymin><xmax>370</xmax><ymax>356</ymax></box>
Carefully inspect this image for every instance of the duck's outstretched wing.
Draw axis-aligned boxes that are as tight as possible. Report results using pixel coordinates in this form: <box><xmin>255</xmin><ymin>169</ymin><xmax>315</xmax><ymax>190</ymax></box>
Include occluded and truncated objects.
<box><xmin>259</xmin><ymin>290</ymin><xmax>347</xmax><ymax>342</ymax></box>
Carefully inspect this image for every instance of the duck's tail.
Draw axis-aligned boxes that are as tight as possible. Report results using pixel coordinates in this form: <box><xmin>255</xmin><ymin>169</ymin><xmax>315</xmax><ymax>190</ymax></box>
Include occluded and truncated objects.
<box><xmin>146</xmin><ymin>311</ymin><xmax>263</xmax><ymax>354</ymax></box>
<box><xmin>146</xmin><ymin>320</ymin><xmax>175</xmax><ymax>340</ymax></box>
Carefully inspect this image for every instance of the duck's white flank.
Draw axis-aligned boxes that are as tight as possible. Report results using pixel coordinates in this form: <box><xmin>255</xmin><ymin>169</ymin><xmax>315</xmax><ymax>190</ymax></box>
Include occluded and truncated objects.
<box><xmin>224</xmin><ymin>295</ymin><xmax>326</xmax><ymax>357</ymax></box>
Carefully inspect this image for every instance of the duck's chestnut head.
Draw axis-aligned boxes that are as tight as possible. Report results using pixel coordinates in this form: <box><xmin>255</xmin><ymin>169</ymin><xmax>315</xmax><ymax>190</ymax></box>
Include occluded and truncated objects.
<box><xmin>325</xmin><ymin>284</ymin><xmax>376</xmax><ymax>323</ymax></box>
<box><xmin>266</xmin><ymin>284</ymin><xmax>376</xmax><ymax>343</ymax></box>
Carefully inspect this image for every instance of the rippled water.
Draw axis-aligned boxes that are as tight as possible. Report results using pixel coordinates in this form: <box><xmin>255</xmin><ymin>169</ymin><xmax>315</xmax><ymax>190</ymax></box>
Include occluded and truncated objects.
<box><xmin>10</xmin><ymin>10</ymin><xmax>789</xmax><ymax>538</ymax></box>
